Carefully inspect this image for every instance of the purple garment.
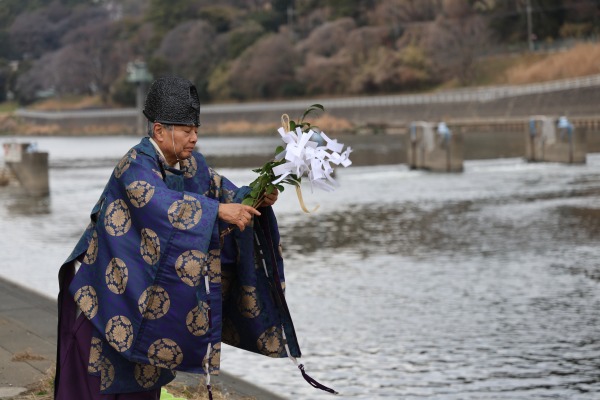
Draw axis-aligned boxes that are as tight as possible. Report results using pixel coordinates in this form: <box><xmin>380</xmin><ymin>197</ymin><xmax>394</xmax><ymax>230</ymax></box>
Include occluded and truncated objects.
<box><xmin>55</xmin><ymin>138</ymin><xmax>301</xmax><ymax>395</ymax></box>
<box><xmin>55</xmin><ymin>266</ymin><xmax>160</xmax><ymax>400</ymax></box>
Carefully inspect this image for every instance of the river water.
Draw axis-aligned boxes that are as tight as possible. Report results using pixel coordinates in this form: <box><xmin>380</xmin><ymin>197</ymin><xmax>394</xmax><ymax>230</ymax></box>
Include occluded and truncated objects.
<box><xmin>2</xmin><ymin>136</ymin><xmax>600</xmax><ymax>399</ymax></box>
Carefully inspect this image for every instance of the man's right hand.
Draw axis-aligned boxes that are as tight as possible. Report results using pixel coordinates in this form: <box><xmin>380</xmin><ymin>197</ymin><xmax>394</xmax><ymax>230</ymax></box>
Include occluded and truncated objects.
<box><xmin>218</xmin><ymin>203</ymin><xmax>261</xmax><ymax>231</ymax></box>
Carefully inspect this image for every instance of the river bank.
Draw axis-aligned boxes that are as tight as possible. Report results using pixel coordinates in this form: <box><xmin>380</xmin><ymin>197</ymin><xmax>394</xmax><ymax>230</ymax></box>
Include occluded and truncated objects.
<box><xmin>3</xmin><ymin>74</ymin><xmax>600</xmax><ymax>138</ymax></box>
<box><xmin>0</xmin><ymin>277</ymin><xmax>283</xmax><ymax>400</ymax></box>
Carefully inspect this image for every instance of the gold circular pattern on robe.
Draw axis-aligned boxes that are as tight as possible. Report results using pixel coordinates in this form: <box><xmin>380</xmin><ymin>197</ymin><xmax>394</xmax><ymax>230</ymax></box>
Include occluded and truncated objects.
<box><xmin>83</xmin><ymin>230</ymin><xmax>99</xmax><ymax>265</ymax></box>
<box><xmin>185</xmin><ymin>301</ymin><xmax>210</xmax><ymax>336</ymax></box>
<box><xmin>147</xmin><ymin>338</ymin><xmax>183</xmax><ymax>369</ymax></box>
<box><xmin>222</xmin><ymin>318</ymin><xmax>240</xmax><ymax>347</ymax></box>
<box><xmin>105</xmin><ymin>315</ymin><xmax>134</xmax><ymax>353</ymax></box>
<box><xmin>99</xmin><ymin>357</ymin><xmax>115</xmax><ymax>391</ymax></box>
<box><xmin>105</xmin><ymin>258</ymin><xmax>128</xmax><ymax>295</ymax></box>
<box><xmin>74</xmin><ymin>285</ymin><xmax>98</xmax><ymax>320</ymax></box>
<box><xmin>88</xmin><ymin>337</ymin><xmax>102</xmax><ymax>374</ymax></box>
<box><xmin>204</xmin><ymin>168</ymin><xmax>222</xmax><ymax>198</ymax></box>
<box><xmin>180</xmin><ymin>156</ymin><xmax>198</xmax><ymax>178</ymax></box>
<box><xmin>206</xmin><ymin>249</ymin><xmax>221</xmax><ymax>284</ymax></box>
<box><xmin>134</xmin><ymin>363</ymin><xmax>161</xmax><ymax>389</ymax></box>
<box><xmin>222</xmin><ymin>188</ymin><xmax>235</xmax><ymax>204</ymax></box>
<box><xmin>237</xmin><ymin>285</ymin><xmax>260</xmax><ymax>319</ymax></box>
<box><xmin>175</xmin><ymin>250</ymin><xmax>206</xmax><ymax>287</ymax></box>
<box><xmin>126</xmin><ymin>180</ymin><xmax>155</xmax><ymax>208</ymax></box>
<box><xmin>202</xmin><ymin>342</ymin><xmax>221</xmax><ymax>373</ymax></box>
<box><xmin>168</xmin><ymin>195</ymin><xmax>202</xmax><ymax>230</ymax></box>
<box><xmin>104</xmin><ymin>199</ymin><xmax>132</xmax><ymax>237</ymax></box>
<box><xmin>138</xmin><ymin>285</ymin><xmax>170</xmax><ymax>320</ymax></box>
<box><xmin>140</xmin><ymin>228</ymin><xmax>161</xmax><ymax>265</ymax></box>
<box><xmin>257</xmin><ymin>326</ymin><xmax>286</xmax><ymax>357</ymax></box>
<box><xmin>114</xmin><ymin>151</ymin><xmax>133</xmax><ymax>179</ymax></box>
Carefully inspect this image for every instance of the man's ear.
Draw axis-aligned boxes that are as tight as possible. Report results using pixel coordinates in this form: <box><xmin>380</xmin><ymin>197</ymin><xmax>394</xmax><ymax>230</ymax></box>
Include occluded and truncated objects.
<box><xmin>153</xmin><ymin>123</ymin><xmax>164</xmax><ymax>142</ymax></box>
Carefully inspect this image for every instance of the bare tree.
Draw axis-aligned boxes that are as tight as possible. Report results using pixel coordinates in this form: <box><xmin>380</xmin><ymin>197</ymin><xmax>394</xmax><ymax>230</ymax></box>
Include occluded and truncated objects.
<box><xmin>343</xmin><ymin>26</ymin><xmax>389</xmax><ymax>65</ymax></box>
<box><xmin>9</xmin><ymin>8</ymin><xmax>60</xmax><ymax>59</ymax></box>
<box><xmin>295</xmin><ymin>17</ymin><xmax>356</xmax><ymax>57</ymax></box>
<box><xmin>15</xmin><ymin>52</ymin><xmax>56</xmax><ymax>104</ymax></box>
<box><xmin>228</xmin><ymin>33</ymin><xmax>299</xmax><ymax>99</ymax></box>
<box><xmin>61</xmin><ymin>20</ymin><xmax>129</xmax><ymax>102</ymax></box>
<box><xmin>369</xmin><ymin>0</ymin><xmax>442</xmax><ymax>26</ymax></box>
<box><xmin>425</xmin><ymin>12</ymin><xmax>490</xmax><ymax>85</ymax></box>
<box><xmin>297</xmin><ymin>53</ymin><xmax>353</xmax><ymax>95</ymax></box>
<box><xmin>349</xmin><ymin>45</ymin><xmax>433</xmax><ymax>93</ymax></box>
<box><xmin>154</xmin><ymin>19</ymin><xmax>218</xmax><ymax>97</ymax></box>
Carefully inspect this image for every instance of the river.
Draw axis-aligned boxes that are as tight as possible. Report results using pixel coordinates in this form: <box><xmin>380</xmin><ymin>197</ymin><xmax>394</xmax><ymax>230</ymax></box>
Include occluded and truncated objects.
<box><xmin>1</xmin><ymin>135</ymin><xmax>600</xmax><ymax>399</ymax></box>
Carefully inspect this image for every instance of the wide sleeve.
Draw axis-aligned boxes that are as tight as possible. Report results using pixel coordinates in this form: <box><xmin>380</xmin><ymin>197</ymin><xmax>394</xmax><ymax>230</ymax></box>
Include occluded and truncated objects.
<box><xmin>68</xmin><ymin>148</ymin><xmax>222</xmax><ymax>375</ymax></box>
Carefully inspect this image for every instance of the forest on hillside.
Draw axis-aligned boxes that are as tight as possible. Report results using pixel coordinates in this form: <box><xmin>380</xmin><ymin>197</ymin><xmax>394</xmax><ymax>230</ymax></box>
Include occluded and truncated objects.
<box><xmin>0</xmin><ymin>0</ymin><xmax>599</xmax><ymax>106</ymax></box>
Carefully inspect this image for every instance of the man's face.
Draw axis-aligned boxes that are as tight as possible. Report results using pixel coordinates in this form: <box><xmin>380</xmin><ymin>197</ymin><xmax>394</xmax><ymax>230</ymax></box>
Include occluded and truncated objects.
<box><xmin>155</xmin><ymin>123</ymin><xmax>198</xmax><ymax>163</ymax></box>
<box><xmin>170</xmin><ymin>124</ymin><xmax>198</xmax><ymax>160</ymax></box>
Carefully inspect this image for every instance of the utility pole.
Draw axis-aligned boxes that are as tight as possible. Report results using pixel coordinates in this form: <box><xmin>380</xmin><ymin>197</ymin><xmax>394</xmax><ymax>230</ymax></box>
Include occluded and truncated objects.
<box><xmin>526</xmin><ymin>0</ymin><xmax>534</xmax><ymax>51</ymax></box>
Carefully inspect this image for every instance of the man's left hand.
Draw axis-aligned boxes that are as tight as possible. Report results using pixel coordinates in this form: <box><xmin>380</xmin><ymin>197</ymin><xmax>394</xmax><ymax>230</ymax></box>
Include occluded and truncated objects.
<box><xmin>258</xmin><ymin>188</ymin><xmax>279</xmax><ymax>207</ymax></box>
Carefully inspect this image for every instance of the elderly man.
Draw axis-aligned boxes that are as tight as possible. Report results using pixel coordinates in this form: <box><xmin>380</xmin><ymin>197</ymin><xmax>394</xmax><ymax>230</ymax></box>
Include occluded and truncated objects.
<box><xmin>54</xmin><ymin>76</ymin><xmax>300</xmax><ymax>399</ymax></box>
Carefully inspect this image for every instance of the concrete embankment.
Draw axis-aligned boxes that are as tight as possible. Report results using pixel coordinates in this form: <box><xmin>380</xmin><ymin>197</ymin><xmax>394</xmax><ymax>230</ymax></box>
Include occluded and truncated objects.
<box><xmin>5</xmin><ymin>75</ymin><xmax>600</xmax><ymax>167</ymax></box>
<box><xmin>11</xmin><ymin>75</ymin><xmax>600</xmax><ymax>136</ymax></box>
<box><xmin>0</xmin><ymin>278</ymin><xmax>283</xmax><ymax>400</ymax></box>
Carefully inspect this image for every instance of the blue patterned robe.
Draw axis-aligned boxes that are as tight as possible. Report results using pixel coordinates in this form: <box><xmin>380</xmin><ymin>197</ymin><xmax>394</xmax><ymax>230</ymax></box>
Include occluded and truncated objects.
<box><xmin>57</xmin><ymin>138</ymin><xmax>300</xmax><ymax>393</ymax></box>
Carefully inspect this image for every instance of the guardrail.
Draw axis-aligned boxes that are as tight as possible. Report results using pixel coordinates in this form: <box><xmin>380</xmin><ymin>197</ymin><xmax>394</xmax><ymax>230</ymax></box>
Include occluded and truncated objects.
<box><xmin>14</xmin><ymin>74</ymin><xmax>600</xmax><ymax>119</ymax></box>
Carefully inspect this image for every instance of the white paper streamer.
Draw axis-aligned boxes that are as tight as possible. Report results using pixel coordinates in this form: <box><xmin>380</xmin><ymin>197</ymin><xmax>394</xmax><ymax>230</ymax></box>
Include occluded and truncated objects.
<box><xmin>272</xmin><ymin>127</ymin><xmax>352</xmax><ymax>191</ymax></box>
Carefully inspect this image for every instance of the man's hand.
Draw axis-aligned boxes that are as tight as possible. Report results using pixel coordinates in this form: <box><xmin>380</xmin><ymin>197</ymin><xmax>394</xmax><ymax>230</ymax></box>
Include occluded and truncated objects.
<box><xmin>218</xmin><ymin>203</ymin><xmax>261</xmax><ymax>231</ymax></box>
<box><xmin>258</xmin><ymin>188</ymin><xmax>279</xmax><ymax>208</ymax></box>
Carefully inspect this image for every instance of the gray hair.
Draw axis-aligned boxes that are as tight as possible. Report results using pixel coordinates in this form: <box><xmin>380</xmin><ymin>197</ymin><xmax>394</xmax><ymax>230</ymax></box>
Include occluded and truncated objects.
<box><xmin>147</xmin><ymin>121</ymin><xmax>173</xmax><ymax>137</ymax></box>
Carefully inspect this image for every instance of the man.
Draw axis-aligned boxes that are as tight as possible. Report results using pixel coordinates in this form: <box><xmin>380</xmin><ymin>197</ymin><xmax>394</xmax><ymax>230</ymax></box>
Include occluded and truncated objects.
<box><xmin>55</xmin><ymin>76</ymin><xmax>301</xmax><ymax>399</ymax></box>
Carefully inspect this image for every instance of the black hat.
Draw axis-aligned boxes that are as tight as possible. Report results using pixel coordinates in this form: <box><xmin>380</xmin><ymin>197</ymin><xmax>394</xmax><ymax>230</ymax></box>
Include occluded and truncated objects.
<box><xmin>143</xmin><ymin>76</ymin><xmax>200</xmax><ymax>126</ymax></box>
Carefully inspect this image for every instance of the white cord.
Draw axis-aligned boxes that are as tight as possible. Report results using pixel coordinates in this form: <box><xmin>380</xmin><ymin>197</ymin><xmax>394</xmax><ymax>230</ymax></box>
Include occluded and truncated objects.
<box><xmin>170</xmin><ymin>126</ymin><xmax>182</xmax><ymax>162</ymax></box>
<box><xmin>205</xmin><ymin>342</ymin><xmax>212</xmax><ymax>385</ymax></box>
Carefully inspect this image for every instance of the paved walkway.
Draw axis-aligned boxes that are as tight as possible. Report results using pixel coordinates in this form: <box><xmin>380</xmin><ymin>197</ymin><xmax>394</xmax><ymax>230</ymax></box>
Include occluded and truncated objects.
<box><xmin>0</xmin><ymin>278</ymin><xmax>283</xmax><ymax>400</ymax></box>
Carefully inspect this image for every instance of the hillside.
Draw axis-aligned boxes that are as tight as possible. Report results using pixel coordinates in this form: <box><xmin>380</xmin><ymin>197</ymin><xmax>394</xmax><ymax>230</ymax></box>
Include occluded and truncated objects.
<box><xmin>0</xmin><ymin>0</ymin><xmax>599</xmax><ymax>107</ymax></box>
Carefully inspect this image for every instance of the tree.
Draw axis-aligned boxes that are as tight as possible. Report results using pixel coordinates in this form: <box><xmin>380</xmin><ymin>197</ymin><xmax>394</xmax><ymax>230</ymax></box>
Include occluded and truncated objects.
<box><xmin>226</xmin><ymin>20</ymin><xmax>266</xmax><ymax>58</ymax></box>
<box><xmin>60</xmin><ymin>19</ymin><xmax>130</xmax><ymax>102</ymax></box>
<box><xmin>153</xmin><ymin>20</ymin><xmax>218</xmax><ymax>100</ymax></box>
<box><xmin>326</xmin><ymin>0</ymin><xmax>377</xmax><ymax>22</ymax></box>
<box><xmin>426</xmin><ymin>12</ymin><xmax>490</xmax><ymax>85</ymax></box>
<box><xmin>297</xmin><ymin>53</ymin><xmax>353</xmax><ymax>95</ymax></box>
<box><xmin>9</xmin><ymin>6</ymin><xmax>63</xmax><ymax>59</ymax></box>
<box><xmin>228</xmin><ymin>33</ymin><xmax>299</xmax><ymax>99</ymax></box>
<box><xmin>145</xmin><ymin>0</ymin><xmax>205</xmax><ymax>33</ymax></box>
<box><xmin>14</xmin><ymin>53</ymin><xmax>54</xmax><ymax>104</ymax></box>
<box><xmin>295</xmin><ymin>17</ymin><xmax>356</xmax><ymax>57</ymax></box>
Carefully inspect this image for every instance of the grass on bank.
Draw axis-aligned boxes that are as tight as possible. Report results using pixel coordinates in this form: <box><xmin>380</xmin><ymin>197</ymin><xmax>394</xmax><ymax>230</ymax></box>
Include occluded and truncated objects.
<box><xmin>11</xmin><ymin>365</ymin><xmax>255</xmax><ymax>400</ymax></box>
<box><xmin>503</xmin><ymin>42</ymin><xmax>600</xmax><ymax>83</ymax></box>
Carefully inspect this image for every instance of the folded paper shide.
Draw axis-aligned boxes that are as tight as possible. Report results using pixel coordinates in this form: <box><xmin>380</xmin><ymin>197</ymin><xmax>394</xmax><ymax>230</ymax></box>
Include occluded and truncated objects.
<box><xmin>242</xmin><ymin>104</ymin><xmax>353</xmax><ymax>212</ymax></box>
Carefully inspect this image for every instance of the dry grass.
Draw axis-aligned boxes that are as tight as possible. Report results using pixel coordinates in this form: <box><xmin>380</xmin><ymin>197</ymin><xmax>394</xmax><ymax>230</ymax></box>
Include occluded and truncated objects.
<box><xmin>208</xmin><ymin>120</ymin><xmax>279</xmax><ymax>136</ymax></box>
<box><xmin>29</xmin><ymin>96</ymin><xmax>104</xmax><ymax>111</ymax></box>
<box><xmin>204</xmin><ymin>114</ymin><xmax>355</xmax><ymax>136</ymax></box>
<box><xmin>9</xmin><ymin>364</ymin><xmax>253</xmax><ymax>400</ymax></box>
<box><xmin>11</xmin><ymin>349</ymin><xmax>46</xmax><ymax>362</ymax></box>
<box><xmin>12</xmin><ymin>366</ymin><xmax>55</xmax><ymax>400</ymax></box>
<box><xmin>504</xmin><ymin>43</ymin><xmax>600</xmax><ymax>84</ymax></box>
<box><xmin>163</xmin><ymin>380</ymin><xmax>256</xmax><ymax>400</ymax></box>
<box><xmin>312</xmin><ymin>114</ymin><xmax>355</xmax><ymax>134</ymax></box>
